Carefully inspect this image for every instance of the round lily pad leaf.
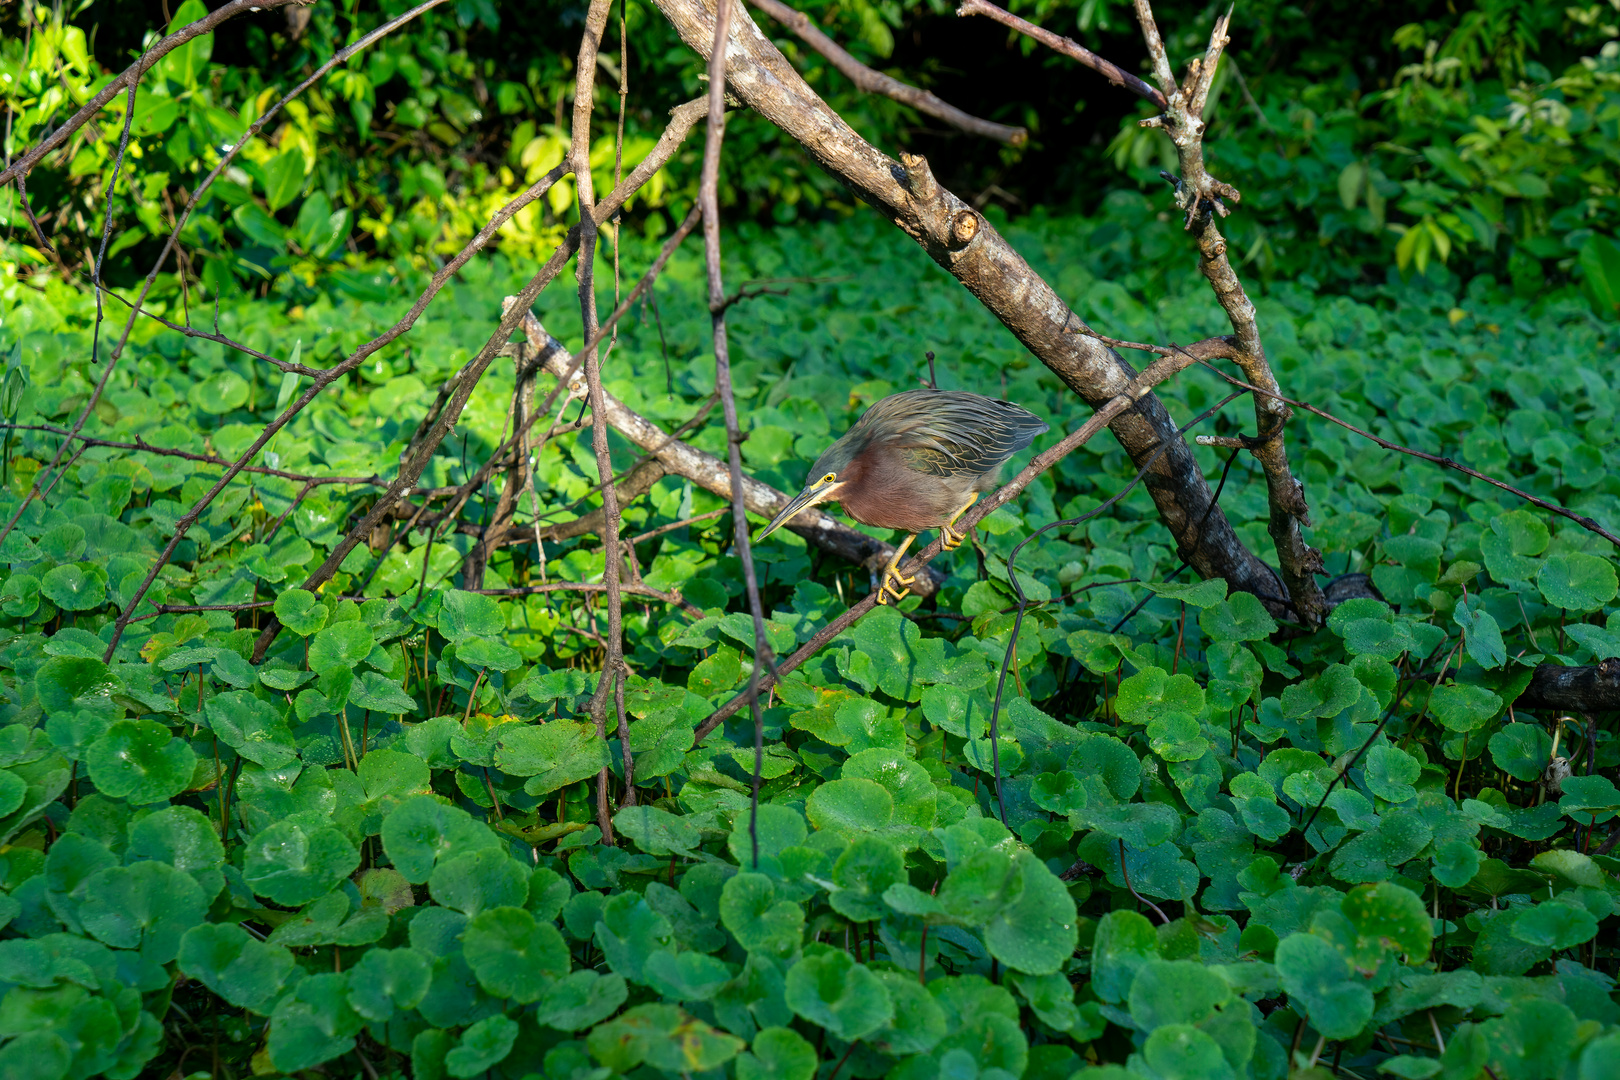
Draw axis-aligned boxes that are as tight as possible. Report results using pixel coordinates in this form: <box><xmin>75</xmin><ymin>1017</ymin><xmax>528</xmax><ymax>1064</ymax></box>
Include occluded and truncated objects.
<box><xmin>985</xmin><ymin>851</ymin><xmax>1079</xmax><ymax>975</ymax></box>
<box><xmin>535</xmin><ymin>970</ymin><xmax>629</xmax><ymax>1032</ymax></box>
<box><xmin>805</xmin><ymin>777</ymin><xmax>892</xmax><ymax>839</ymax></box>
<box><xmin>720</xmin><ymin>872</ymin><xmax>805</xmax><ymax>959</ymax></box>
<box><xmin>1537</xmin><ymin>553</ymin><xmax>1617</xmax><ymax>612</ymax></box>
<box><xmin>829</xmin><ymin>836</ymin><xmax>906</xmax><ymax>923</ymax></box>
<box><xmin>1428</xmin><ymin>683</ymin><xmax>1502</xmax><ymax>733</ymax></box>
<box><xmin>1142</xmin><ymin>1024</ymin><xmax>1235</xmax><ymax>1080</ymax></box>
<box><xmin>1342</xmin><ymin>881</ymin><xmax>1432</xmax><ymax>958</ymax></box>
<box><xmin>1432</xmin><ymin>840</ymin><xmax>1482</xmax><ymax>889</ymax></box>
<box><xmin>1127</xmin><ymin>959</ymin><xmax>1231</xmax><ymax>1029</ymax></box>
<box><xmin>273</xmin><ymin>589</ymin><xmax>329</xmax><ymax>636</ymax></box>
<box><xmin>79</xmin><ymin>860</ymin><xmax>208</xmax><ymax>963</ymax></box>
<box><xmin>204</xmin><ymin>690</ymin><xmax>297</xmax><ymax>768</ymax></box>
<box><xmin>189</xmin><ymin>370</ymin><xmax>250</xmax><ymax>414</ymax></box>
<box><xmin>85</xmin><ymin>720</ymin><xmax>196</xmax><ymax>804</ymax></box>
<box><xmin>177</xmin><ymin>923</ymin><xmax>298</xmax><ymax>1014</ymax></box>
<box><xmin>438</xmin><ymin>589</ymin><xmax>505</xmax><ymax>642</ymax></box>
<box><xmin>40</xmin><ymin>563</ymin><xmax>107</xmax><ymax>611</ymax></box>
<box><xmin>1489</xmin><ymin>724</ymin><xmax>1553</xmax><ymax>783</ymax></box>
<box><xmin>445</xmin><ymin>1015</ymin><xmax>518</xmax><ymax>1079</ymax></box>
<box><xmin>1510</xmin><ymin>900</ymin><xmax>1598</xmax><ymax>950</ymax></box>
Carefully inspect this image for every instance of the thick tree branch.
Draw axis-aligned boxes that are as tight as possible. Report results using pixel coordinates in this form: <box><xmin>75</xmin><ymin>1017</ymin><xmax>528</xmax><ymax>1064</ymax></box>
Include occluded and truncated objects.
<box><xmin>752</xmin><ymin>0</ymin><xmax>1027</xmax><ymax>144</ymax></box>
<box><xmin>649</xmin><ymin>0</ymin><xmax>1290</xmax><ymax>617</ymax></box>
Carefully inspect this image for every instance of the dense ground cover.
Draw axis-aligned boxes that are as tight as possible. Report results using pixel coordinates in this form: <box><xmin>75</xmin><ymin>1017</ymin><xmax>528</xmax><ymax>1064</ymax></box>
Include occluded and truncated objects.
<box><xmin>1</xmin><ymin>191</ymin><xmax>1619</xmax><ymax>1078</ymax></box>
<box><xmin>3</xmin><ymin>0</ymin><xmax>1620</xmax><ymax>1077</ymax></box>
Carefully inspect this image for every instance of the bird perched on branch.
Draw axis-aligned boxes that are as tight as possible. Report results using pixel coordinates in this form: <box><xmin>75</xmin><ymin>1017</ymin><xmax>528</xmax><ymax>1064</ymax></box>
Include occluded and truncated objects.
<box><xmin>758</xmin><ymin>389</ymin><xmax>1048</xmax><ymax>605</ymax></box>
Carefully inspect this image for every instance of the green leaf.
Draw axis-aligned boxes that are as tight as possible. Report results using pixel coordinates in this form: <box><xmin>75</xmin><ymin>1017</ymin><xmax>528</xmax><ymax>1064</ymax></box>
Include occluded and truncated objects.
<box><xmin>178</xmin><ymin>923</ymin><xmax>297</xmax><ymax>1014</ymax></box>
<box><xmin>242</xmin><ymin>820</ymin><xmax>361</xmax><ymax>906</ymax></box>
<box><xmin>784</xmin><ymin>951</ymin><xmax>893</xmax><ymax>1041</ymax></box>
<box><xmin>737</xmin><ymin>1027</ymin><xmax>818</xmax><ymax>1080</ymax></box>
<box><xmin>188</xmin><ymin>371</ymin><xmax>249</xmax><ymax>413</ymax></box>
<box><xmin>644</xmin><ymin>949</ymin><xmax>733</xmax><ymax>1001</ymax></box>
<box><xmin>40</xmin><ymin>564</ymin><xmax>106</xmax><ymax>611</ymax></box>
<box><xmin>1146</xmin><ymin>578</ymin><xmax>1228</xmax><ymax>608</ymax></box>
<box><xmin>1116</xmin><ymin>667</ymin><xmax>1205</xmax><ymax>726</ymax></box>
<box><xmin>35</xmin><ymin>656</ymin><xmax>122</xmax><ymax>717</ymax></box>
<box><xmin>204</xmin><ymin>690</ymin><xmax>297</xmax><ymax>768</ymax></box>
<box><xmin>1199</xmin><ymin>592</ymin><xmax>1278</xmax><ymax>642</ymax></box>
<box><xmin>445</xmin><ymin>1015</ymin><xmax>518</xmax><ymax>1078</ymax></box>
<box><xmin>830</xmin><ymin>836</ymin><xmax>906</xmax><ymax>922</ymax></box>
<box><xmin>462</xmin><ymin>906</ymin><xmax>568</xmax><ymax>1002</ymax></box>
<box><xmin>586</xmin><ymin>1003</ymin><xmax>744</xmax><ymax>1073</ymax></box>
<box><xmin>1363</xmin><ymin>744</ymin><xmax>1421</xmax><ymax>803</ymax></box>
<box><xmin>720</xmin><ymin>872</ymin><xmax>804</xmax><ymax>959</ymax></box>
<box><xmin>726</xmin><ymin>802</ymin><xmax>808</xmax><ymax>875</ymax></box>
<box><xmin>429</xmin><ymin>846</ymin><xmax>528</xmax><ymax>916</ymax></box>
<box><xmin>1428</xmin><ymin>683</ymin><xmax>1501</xmax><ymax>732</ymax></box>
<box><xmin>1274</xmin><ymin>932</ymin><xmax>1373</xmax><ymax>1039</ymax></box>
<box><xmin>1482</xmin><ymin>511</ymin><xmax>1548</xmax><ymax>582</ymax></box>
<box><xmin>535</xmin><ymin>970</ymin><xmax>628</xmax><ymax>1031</ymax></box>
<box><xmin>1490</xmin><ymin>724</ymin><xmax>1553</xmax><ymax>783</ymax></box>
<box><xmin>274</xmin><ymin>590</ymin><xmax>329</xmax><ymax>636</ymax></box>
<box><xmin>1510</xmin><ymin>900</ymin><xmax>1597</xmax><ymax>950</ymax></box>
<box><xmin>84</xmin><ymin>720</ymin><xmax>196</xmax><ymax>804</ymax></box>
<box><xmin>1142</xmin><ymin>1024</ymin><xmax>1236</xmax><ymax>1080</ymax></box>
<box><xmin>1431</xmin><ymin>840</ymin><xmax>1481</xmax><ymax>888</ymax></box>
<box><xmin>595</xmin><ymin>891</ymin><xmax>674</xmax><ymax>982</ymax></box>
<box><xmin>805</xmin><ymin>777</ymin><xmax>893</xmax><ymax>838</ymax></box>
<box><xmin>380</xmin><ymin>795</ymin><xmax>501</xmax><ymax>884</ymax></box>
<box><xmin>1537</xmin><ymin>553</ymin><xmax>1618</xmax><ymax>611</ymax></box>
<box><xmin>263</xmin><ymin>148</ymin><xmax>307</xmax><ymax>211</ymax></box>
<box><xmin>346</xmin><ymin>947</ymin><xmax>432</xmax><ymax>1022</ymax></box>
<box><xmin>438</xmin><ymin>589</ymin><xmax>505</xmax><ymax>641</ymax></box>
<box><xmin>307</xmin><ymin>621</ymin><xmax>375</xmax><ymax>674</ymax></box>
<box><xmin>1091</xmin><ymin>910</ymin><xmax>1160</xmax><ymax>1004</ymax></box>
<box><xmin>268</xmin><ymin>973</ymin><xmax>361</xmax><ymax>1071</ymax></box>
<box><xmin>496</xmin><ymin>722</ymin><xmax>611</xmax><ymax>797</ymax></box>
<box><xmin>1454</xmin><ymin>598</ymin><xmax>1506</xmax><ymax>669</ymax></box>
<box><xmin>1128</xmin><ymin>959</ymin><xmax>1231</xmax><ymax>1029</ymax></box>
<box><xmin>1578</xmin><ymin>232</ymin><xmax>1620</xmax><ymax>318</ymax></box>
<box><xmin>616</xmin><ymin>804</ymin><xmax>701</xmax><ymax>856</ymax></box>
<box><xmin>79</xmin><ymin>860</ymin><xmax>208</xmax><ymax>963</ymax></box>
<box><xmin>1342</xmin><ymin>881</ymin><xmax>1432</xmax><ymax>957</ymax></box>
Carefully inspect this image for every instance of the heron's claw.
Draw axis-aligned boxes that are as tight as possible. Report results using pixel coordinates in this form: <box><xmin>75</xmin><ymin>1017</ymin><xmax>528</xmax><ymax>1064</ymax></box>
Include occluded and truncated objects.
<box><xmin>875</xmin><ymin>568</ymin><xmax>915</xmax><ymax>606</ymax></box>
<box><xmin>940</xmin><ymin>522</ymin><xmax>967</xmax><ymax>551</ymax></box>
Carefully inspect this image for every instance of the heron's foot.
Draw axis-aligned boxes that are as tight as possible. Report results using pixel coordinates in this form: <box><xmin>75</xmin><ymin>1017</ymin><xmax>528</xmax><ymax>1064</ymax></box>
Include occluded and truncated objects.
<box><xmin>875</xmin><ymin>567</ymin><xmax>915</xmax><ymax>606</ymax></box>
<box><xmin>940</xmin><ymin>521</ymin><xmax>969</xmax><ymax>551</ymax></box>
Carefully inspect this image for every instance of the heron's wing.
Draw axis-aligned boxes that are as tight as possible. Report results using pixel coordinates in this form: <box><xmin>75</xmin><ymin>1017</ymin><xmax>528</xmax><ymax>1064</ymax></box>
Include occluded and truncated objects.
<box><xmin>867</xmin><ymin>391</ymin><xmax>1049</xmax><ymax>478</ymax></box>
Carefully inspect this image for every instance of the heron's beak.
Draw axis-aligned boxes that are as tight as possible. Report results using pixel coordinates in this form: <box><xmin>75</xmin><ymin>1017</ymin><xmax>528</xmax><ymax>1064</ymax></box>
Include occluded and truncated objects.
<box><xmin>758</xmin><ymin>480</ymin><xmax>838</xmax><ymax>541</ymax></box>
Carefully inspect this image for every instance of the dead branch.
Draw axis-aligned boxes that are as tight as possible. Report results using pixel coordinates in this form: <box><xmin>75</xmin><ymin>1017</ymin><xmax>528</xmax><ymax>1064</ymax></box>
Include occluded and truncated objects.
<box><xmin>956</xmin><ymin>0</ymin><xmax>1167</xmax><ymax>109</ymax></box>
<box><xmin>649</xmin><ymin>0</ymin><xmax>1291</xmax><ymax>620</ymax></box>
<box><xmin>752</xmin><ymin>0</ymin><xmax>1027</xmax><ymax>144</ymax></box>
<box><xmin>513</xmin><ymin>311</ymin><xmax>944</xmax><ymax>598</ymax></box>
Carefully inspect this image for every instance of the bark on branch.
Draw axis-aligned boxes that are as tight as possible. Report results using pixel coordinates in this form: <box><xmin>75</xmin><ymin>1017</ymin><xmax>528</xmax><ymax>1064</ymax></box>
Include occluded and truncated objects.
<box><xmin>752</xmin><ymin>0</ymin><xmax>1027</xmax><ymax>144</ymax></box>
<box><xmin>649</xmin><ymin>0</ymin><xmax>1290</xmax><ymax>616</ymax></box>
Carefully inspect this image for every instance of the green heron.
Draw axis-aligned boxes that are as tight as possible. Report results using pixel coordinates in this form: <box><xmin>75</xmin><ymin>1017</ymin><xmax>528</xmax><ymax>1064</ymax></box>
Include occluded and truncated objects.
<box><xmin>758</xmin><ymin>388</ymin><xmax>1048</xmax><ymax>604</ymax></box>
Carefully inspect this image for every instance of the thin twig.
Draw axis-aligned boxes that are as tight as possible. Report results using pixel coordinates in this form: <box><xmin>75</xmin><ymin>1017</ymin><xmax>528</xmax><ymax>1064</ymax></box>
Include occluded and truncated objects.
<box><xmin>956</xmin><ymin>0</ymin><xmax>1167</xmax><ymax>109</ymax></box>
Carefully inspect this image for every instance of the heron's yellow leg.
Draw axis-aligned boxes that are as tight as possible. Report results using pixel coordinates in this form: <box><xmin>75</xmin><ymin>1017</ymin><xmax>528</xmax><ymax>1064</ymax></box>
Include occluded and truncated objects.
<box><xmin>939</xmin><ymin>493</ymin><xmax>980</xmax><ymax>551</ymax></box>
<box><xmin>875</xmin><ymin>534</ymin><xmax>918</xmax><ymax>606</ymax></box>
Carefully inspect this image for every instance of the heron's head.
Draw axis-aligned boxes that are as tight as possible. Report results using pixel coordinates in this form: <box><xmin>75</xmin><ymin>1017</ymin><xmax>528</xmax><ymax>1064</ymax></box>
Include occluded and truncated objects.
<box><xmin>756</xmin><ymin>442</ymin><xmax>857</xmax><ymax>540</ymax></box>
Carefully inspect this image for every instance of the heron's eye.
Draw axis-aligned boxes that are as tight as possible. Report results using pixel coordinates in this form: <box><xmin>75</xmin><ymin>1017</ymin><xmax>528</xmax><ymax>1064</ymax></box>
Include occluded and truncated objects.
<box><xmin>821</xmin><ymin>472</ymin><xmax>836</xmax><ymax>484</ymax></box>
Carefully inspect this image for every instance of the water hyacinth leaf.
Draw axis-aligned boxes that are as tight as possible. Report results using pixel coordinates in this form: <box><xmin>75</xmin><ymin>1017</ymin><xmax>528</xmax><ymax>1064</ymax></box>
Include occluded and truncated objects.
<box><xmin>1274</xmin><ymin>932</ymin><xmax>1374</xmax><ymax>1038</ymax></box>
<box><xmin>84</xmin><ymin>720</ymin><xmax>196</xmax><ymax>805</ymax></box>
<box><xmin>273</xmin><ymin>589</ymin><xmax>329</xmax><ymax>636</ymax></box>
<box><xmin>783</xmin><ymin>951</ymin><xmax>893</xmax><ymax>1041</ymax></box>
